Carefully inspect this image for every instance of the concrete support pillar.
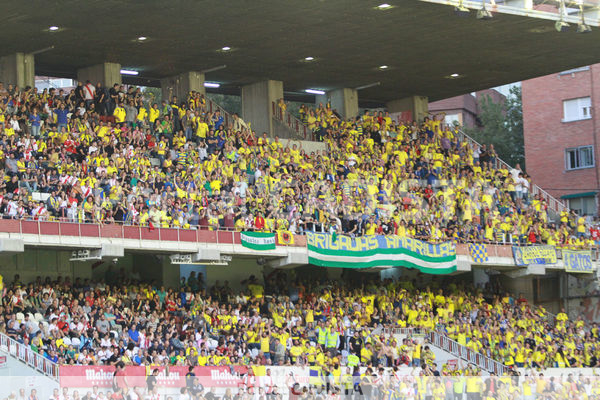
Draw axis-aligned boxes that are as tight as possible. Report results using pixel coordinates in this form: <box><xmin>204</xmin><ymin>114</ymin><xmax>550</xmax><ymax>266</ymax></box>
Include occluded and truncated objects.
<box><xmin>0</xmin><ymin>53</ymin><xmax>35</xmax><ymax>89</ymax></box>
<box><xmin>242</xmin><ymin>80</ymin><xmax>283</xmax><ymax>136</ymax></box>
<box><xmin>387</xmin><ymin>95</ymin><xmax>429</xmax><ymax>123</ymax></box>
<box><xmin>77</xmin><ymin>62</ymin><xmax>121</xmax><ymax>87</ymax></box>
<box><xmin>160</xmin><ymin>71</ymin><xmax>205</xmax><ymax>103</ymax></box>
<box><xmin>316</xmin><ymin>88</ymin><xmax>359</xmax><ymax>120</ymax></box>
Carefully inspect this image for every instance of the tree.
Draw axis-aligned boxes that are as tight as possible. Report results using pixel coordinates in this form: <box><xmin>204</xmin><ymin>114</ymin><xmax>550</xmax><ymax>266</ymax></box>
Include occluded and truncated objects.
<box><xmin>206</xmin><ymin>93</ymin><xmax>241</xmax><ymax>115</ymax></box>
<box><xmin>465</xmin><ymin>86</ymin><xmax>525</xmax><ymax>169</ymax></box>
<box><xmin>142</xmin><ymin>87</ymin><xmax>162</xmax><ymax>105</ymax></box>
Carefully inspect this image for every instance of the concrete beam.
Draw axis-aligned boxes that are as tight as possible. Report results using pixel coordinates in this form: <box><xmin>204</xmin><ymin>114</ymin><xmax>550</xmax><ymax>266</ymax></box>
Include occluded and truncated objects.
<box><xmin>268</xmin><ymin>253</ymin><xmax>309</xmax><ymax>269</ymax></box>
<box><xmin>196</xmin><ymin>248</ymin><xmax>221</xmax><ymax>262</ymax></box>
<box><xmin>505</xmin><ymin>265</ymin><xmax>546</xmax><ymax>278</ymax></box>
<box><xmin>0</xmin><ymin>239</ymin><xmax>24</xmax><ymax>254</ymax></box>
<box><xmin>161</xmin><ymin>71</ymin><xmax>205</xmax><ymax>103</ymax></box>
<box><xmin>456</xmin><ymin>260</ymin><xmax>472</xmax><ymax>273</ymax></box>
<box><xmin>169</xmin><ymin>248</ymin><xmax>221</xmax><ymax>264</ymax></box>
<box><xmin>0</xmin><ymin>53</ymin><xmax>34</xmax><ymax>88</ymax></box>
<box><xmin>77</xmin><ymin>62</ymin><xmax>121</xmax><ymax>87</ymax></box>
<box><xmin>100</xmin><ymin>244</ymin><xmax>124</xmax><ymax>259</ymax></box>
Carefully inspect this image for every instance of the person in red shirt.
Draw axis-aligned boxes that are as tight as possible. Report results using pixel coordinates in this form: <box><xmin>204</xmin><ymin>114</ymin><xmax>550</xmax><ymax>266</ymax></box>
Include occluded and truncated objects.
<box><xmin>254</xmin><ymin>212</ymin><xmax>265</xmax><ymax>231</ymax></box>
<box><xmin>113</xmin><ymin>362</ymin><xmax>129</xmax><ymax>391</ymax></box>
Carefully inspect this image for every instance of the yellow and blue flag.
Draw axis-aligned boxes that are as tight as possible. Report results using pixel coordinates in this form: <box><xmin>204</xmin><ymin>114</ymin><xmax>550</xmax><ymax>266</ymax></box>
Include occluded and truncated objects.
<box><xmin>469</xmin><ymin>243</ymin><xmax>488</xmax><ymax>263</ymax></box>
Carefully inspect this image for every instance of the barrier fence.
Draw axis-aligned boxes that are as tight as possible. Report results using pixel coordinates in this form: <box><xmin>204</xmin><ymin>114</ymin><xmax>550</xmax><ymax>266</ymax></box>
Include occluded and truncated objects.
<box><xmin>0</xmin><ymin>218</ymin><xmax>596</xmax><ymax>255</ymax></box>
<box><xmin>0</xmin><ymin>332</ymin><xmax>59</xmax><ymax>381</ymax></box>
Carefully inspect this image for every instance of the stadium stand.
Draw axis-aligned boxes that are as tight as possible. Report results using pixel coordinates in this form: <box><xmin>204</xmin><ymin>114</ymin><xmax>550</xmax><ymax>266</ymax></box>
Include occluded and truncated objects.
<box><xmin>1</xmin><ymin>269</ymin><xmax>597</xmax><ymax>371</ymax></box>
<box><xmin>0</xmin><ymin>81</ymin><xmax>598</xmax><ymax>400</ymax></box>
<box><xmin>0</xmin><ymin>84</ymin><xmax>595</xmax><ymax>250</ymax></box>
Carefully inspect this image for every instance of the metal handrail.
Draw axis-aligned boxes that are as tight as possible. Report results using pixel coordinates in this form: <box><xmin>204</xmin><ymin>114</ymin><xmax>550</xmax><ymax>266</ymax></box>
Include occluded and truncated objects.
<box><xmin>272</xmin><ymin>102</ymin><xmax>310</xmax><ymax>140</ymax></box>
<box><xmin>428</xmin><ymin>331</ymin><xmax>510</xmax><ymax>375</ymax></box>
<box><xmin>455</xmin><ymin>127</ymin><xmax>568</xmax><ymax>216</ymax></box>
<box><xmin>0</xmin><ymin>332</ymin><xmax>59</xmax><ymax>381</ymax></box>
<box><xmin>384</xmin><ymin>327</ymin><xmax>509</xmax><ymax>375</ymax></box>
<box><xmin>206</xmin><ymin>97</ymin><xmax>232</xmax><ymax>129</ymax></box>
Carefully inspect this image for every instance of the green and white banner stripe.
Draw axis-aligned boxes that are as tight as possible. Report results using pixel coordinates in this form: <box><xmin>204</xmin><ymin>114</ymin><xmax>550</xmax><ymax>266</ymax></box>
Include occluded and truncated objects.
<box><xmin>241</xmin><ymin>231</ymin><xmax>276</xmax><ymax>250</ymax></box>
<box><xmin>307</xmin><ymin>233</ymin><xmax>457</xmax><ymax>274</ymax></box>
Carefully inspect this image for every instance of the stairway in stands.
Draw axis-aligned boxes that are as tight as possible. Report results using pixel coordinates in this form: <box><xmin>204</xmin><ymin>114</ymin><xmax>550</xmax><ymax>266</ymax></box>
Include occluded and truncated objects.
<box><xmin>0</xmin><ymin>332</ymin><xmax>58</xmax><ymax>397</ymax></box>
<box><xmin>390</xmin><ymin>328</ymin><xmax>508</xmax><ymax>375</ymax></box>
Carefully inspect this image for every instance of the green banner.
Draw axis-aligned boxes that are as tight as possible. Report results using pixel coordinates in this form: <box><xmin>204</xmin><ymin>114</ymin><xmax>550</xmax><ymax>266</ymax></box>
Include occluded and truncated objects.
<box><xmin>241</xmin><ymin>231</ymin><xmax>276</xmax><ymax>250</ymax></box>
<box><xmin>307</xmin><ymin>233</ymin><xmax>457</xmax><ymax>274</ymax></box>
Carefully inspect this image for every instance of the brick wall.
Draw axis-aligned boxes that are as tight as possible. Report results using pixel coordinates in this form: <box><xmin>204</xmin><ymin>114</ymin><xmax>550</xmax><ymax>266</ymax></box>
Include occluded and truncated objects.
<box><xmin>522</xmin><ymin>65</ymin><xmax>600</xmax><ymax>206</ymax></box>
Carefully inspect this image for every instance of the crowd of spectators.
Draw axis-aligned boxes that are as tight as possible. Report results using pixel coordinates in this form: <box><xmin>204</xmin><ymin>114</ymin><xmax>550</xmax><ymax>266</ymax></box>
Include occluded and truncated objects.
<box><xmin>0</xmin><ymin>81</ymin><xmax>595</xmax><ymax>249</ymax></box>
<box><xmin>8</xmin><ymin>371</ymin><xmax>600</xmax><ymax>400</ymax></box>
<box><xmin>1</xmin><ymin>270</ymin><xmax>598</xmax><ymax>374</ymax></box>
<box><xmin>7</xmin><ymin>371</ymin><xmax>600</xmax><ymax>400</ymax></box>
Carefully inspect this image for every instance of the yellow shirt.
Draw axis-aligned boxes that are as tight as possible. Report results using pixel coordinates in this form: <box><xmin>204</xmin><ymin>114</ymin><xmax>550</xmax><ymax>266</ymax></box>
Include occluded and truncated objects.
<box><xmin>113</xmin><ymin>107</ymin><xmax>126</xmax><ymax>123</ymax></box>
<box><xmin>149</xmin><ymin>108</ymin><xmax>160</xmax><ymax>123</ymax></box>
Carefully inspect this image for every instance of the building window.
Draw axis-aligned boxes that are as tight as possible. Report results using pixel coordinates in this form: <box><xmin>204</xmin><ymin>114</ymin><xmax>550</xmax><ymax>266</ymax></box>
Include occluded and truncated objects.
<box><xmin>444</xmin><ymin>113</ymin><xmax>461</xmax><ymax>126</ymax></box>
<box><xmin>563</xmin><ymin>97</ymin><xmax>592</xmax><ymax>122</ymax></box>
<box><xmin>568</xmin><ymin>196</ymin><xmax>597</xmax><ymax>216</ymax></box>
<box><xmin>565</xmin><ymin>146</ymin><xmax>594</xmax><ymax>170</ymax></box>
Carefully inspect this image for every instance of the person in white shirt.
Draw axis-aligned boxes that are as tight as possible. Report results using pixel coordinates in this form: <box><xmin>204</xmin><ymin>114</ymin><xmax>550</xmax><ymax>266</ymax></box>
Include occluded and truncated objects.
<box><xmin>510</xmin><ymin>163</ymin><xmax>523</xmax><ymax>182</ymax></box>
<box><xmin>6</xmin><ymin>199</ymin><xmax>18</xmax><ymax>218</ymax></box>
<box><xmin>83</xmin><ymin>81</ymin><xmax>96</xmax><ymax>107</ymax></box>
<box><xmin>178</xmin><ymin>388</ymin><xmax>191</xmax><ymax>400</ymax></box>
<box><xmin>232</xmin><ymin>113</ymin><xmax>248</xmax><ymax>132</ymax></box>
<box><xmin>263</xmin><ymin>369</ymin><xmax>275</xmax><ymax>395</ymax></box>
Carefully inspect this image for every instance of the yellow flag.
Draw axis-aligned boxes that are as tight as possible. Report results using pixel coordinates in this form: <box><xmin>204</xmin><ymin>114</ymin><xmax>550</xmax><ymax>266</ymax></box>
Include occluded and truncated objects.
<box><xmin>277</xmin><ymin>230</ymin><xmax>294</xmax><ymax>245</ymax></box>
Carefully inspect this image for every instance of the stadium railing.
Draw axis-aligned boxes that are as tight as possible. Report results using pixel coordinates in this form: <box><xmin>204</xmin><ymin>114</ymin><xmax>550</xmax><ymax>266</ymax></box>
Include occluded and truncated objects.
<box><xmin>384</xmin><ymin>327</ymin><xmax>509</xmax><ymax>375</ymax></box>
<box><xmin>272</xmin><ymin>102</ymin><xmax>311</xmax><ymax>140</ymax></box>
<box><xmin>455</xmin><ymin>128</ymin><xmax>568</xmax><ymax>217</ymax></box>
<box><xmin>206</xmin><ymin>97</ymin><xmax>232</xmax><ymax>128</ymax></box>
<box><xmin>0</xmin><ymin>218</ymin><xmax>307</xmax><ymax>247</ymax></box>
<box><xmin>427</xmin><ymin>331</ymin><xmax>510</xmax><ymax>376</ymax></box>
<box><xmin>1</xmin><ymin>218</ymin><xmax>596</xmax><ymax>255</ymax></box>
<box><xmin>0</xmin><ymin>332</ymin><xmax>59</xmax><ymax>381</ymax></box>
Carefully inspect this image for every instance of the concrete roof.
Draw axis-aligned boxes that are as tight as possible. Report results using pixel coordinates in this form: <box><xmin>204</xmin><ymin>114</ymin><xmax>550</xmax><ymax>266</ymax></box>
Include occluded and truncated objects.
<box><xmin>3</xmin><ymin>0</ymin><xmax>600</xmax><ymax>104</ymax></box>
